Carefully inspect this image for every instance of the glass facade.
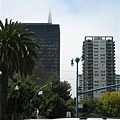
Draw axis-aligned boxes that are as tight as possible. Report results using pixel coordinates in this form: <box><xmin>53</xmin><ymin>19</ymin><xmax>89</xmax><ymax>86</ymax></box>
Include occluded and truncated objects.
<box><xmin>20</xmin><ymin>23</ymin><xmax>60</xmax><ymax>82</ymax></box>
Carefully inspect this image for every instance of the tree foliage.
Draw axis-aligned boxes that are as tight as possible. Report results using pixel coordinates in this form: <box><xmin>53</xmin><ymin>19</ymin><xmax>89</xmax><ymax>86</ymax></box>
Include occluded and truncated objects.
<box><xmin>79</xmin><ymin>97</ymin><xmax>98</xmax><ymax>117</ymax></box>
<box><xmin>79</xmin><ymin>92</ymin><xmax>120</xmax><ymax>118</ymax></box>
<box><xmin>7</xmin><ymin>77</ymin><xmax>120</xmax><ymax>118</ymax></box>
<box><xmin>0</xmin><ymin>19</ymin><xmax>40</xmax><ymax>77</ymax></box>
<box><xmin>38</xmin><ymin>76</ymin><xmax>74</xmax><ymax>118</ymax></box>
<box><xmin>96</xmin><ymin>92</ymin><xmax>120</xmax><ymax>117</ymax></box>
<box><xmin>6</xmin><ymin>80</ymin><xmax>39</xmax><ymax>119</ymax></box>
<box><xmin>6</xmin><ymin>76</ymin><xmax>74</xmax><ymax>119</ymax></box>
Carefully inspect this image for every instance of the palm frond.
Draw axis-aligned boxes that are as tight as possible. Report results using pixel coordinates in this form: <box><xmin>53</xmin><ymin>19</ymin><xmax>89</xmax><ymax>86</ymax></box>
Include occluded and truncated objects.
<box><xmin>0</xmin><ymin>19</ymin><xmax>40</xmax><ymax>78</ymax></box>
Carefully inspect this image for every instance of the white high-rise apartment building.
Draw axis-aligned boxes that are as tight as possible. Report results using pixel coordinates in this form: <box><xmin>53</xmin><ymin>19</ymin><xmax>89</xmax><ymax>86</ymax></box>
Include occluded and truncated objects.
<box><xmin>81</xmin><ymin>36</ymin><xmax>115</xmax><ymax>99</ymax></box>
<box><xmin>78</xmin><ymin>74</ymin><xmax>119</xmax><ymax>101</ymax></box>
<box><xmin>78</xmin><ymin>74</ymin><xmax>84</xmax><ymax>100</ymax></box>
<box><xmin>116</xmin><ymin>74</ymin><xmax>120</xmax><ymax>91</ymax></box>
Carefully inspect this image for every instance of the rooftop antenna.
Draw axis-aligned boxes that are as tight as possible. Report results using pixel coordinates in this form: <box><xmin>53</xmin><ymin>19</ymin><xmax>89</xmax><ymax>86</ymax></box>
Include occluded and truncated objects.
<box><xmin>48</xmin><ymin>7</ymin><xmax>52</xmax><ymax>23</ymax></box>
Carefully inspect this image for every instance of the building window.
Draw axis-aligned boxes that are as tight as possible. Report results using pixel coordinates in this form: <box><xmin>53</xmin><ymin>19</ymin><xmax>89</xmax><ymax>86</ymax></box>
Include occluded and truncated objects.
<box><xmin>101</xmin><ymin>61</ymin><xmax>105</xmax><ymax>63</ymax></box>
<box><xmin>94</xmin><ymin>67</ymin><xmax>99</xmax><ymax>69</ymax></box>
<box><xmin>95</xmin><ymin>71</ymin><xmax>98</xmax><ymax>73</ymax></box>
<box><xmin>94</xmin><ymin>51</ymin><xmax>98</xmax><ymax>53</ymax></box>
<box><xmin>94</xmin><ymin>64</ymin><xmax>98</xmax><ymax>66</ymax></box>
<box><xmin>94</xmin><ymin>44</ymin><xmax>98</xmax><ymax>46</ymax></box>
<box><xmin>94</xmin><ymin>48</ymin><xmax>98</xmax><ymax>50</ymax></box>
<box><xmin>101</xmin><ymin>58</ymin><xmax>105</xmax><ymax>59</ymax></box>
<box><xmin>101</xmin><ymin>74</ymin><xmax>105</xmax><ymax>76</ymax></box>
<box><xmin>94</xmin><ymin>84</ymin><xmax>99</xmax><ymax>86</ymax></box>
<box><xmin>94</xmin><ymin>74</ymin><xmax>99</xmax><ymax>76</ymax></box>
<box><xmin>101</xmin><ymin>54</ymin><xmax>105</xmax><ymax>56</ymax></box>
<box><xmin>100</xmin><ymin>48</ymin><xmax>105</xmax><ymax>50</ymax></box>
<box><xmin>94</xmin><ymin>41</ymin><xmax>98</xmax><ymax>43</ymax></box>
<box><xmin>94</xmin><ymin>81</ymin><xmax>99</xmax><ymax>83</ymax></box>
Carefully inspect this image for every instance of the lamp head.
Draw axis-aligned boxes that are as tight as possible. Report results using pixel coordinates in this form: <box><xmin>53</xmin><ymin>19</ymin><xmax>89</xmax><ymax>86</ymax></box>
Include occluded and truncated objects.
<box><xmin>38</xmin><ymin>91</ymin><xmax>43</xmax><ymax>95</ymax></box>
<box><xmin>15</xmin><ymin>85</ymin><xmax>19</xmax><ymax>90</ymax></box>
<box><xmin>71</xmin><ymin>58</ymin><xmax>74</xmax><ymax>66</ymax></box>
<box><xmin>75</xmin><ymin>57</ymin><xmax>80</xmax><ymax>63</ymax></box>
<box><xmin>81</xmin><ymin>54</ymin><xmax>85</xmax><ymax>62</ymax></box>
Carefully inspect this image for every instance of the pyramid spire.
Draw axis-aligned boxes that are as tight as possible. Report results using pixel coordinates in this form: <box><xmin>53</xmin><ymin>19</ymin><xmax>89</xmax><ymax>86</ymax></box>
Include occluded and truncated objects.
<box><xmin>48</xmin><ymin>7</ymin><xmax>52</xmax><ymax>23</ymax></box>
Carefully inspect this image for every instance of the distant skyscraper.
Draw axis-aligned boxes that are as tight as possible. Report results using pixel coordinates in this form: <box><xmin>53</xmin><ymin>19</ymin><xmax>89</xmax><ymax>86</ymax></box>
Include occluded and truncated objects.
<box><xmin>48</xmin><ymin>8</ymin><xmax>52</xmax><ymax>24</ymax></box>
<box><xmin>81</xmin><ymin>36</ymin><xmax>115</xmax><ymax>99</ymax></box>
<box><xmin>20</xmin><ymin>23</ymin><xmax>60</xmax><ymax>83</ymax></box>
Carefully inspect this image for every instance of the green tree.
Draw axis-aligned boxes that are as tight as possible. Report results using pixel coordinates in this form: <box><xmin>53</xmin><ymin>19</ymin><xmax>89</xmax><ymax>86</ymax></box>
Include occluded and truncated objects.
<box><xmin>0</xmin><ymin>18</ymin><xmax>39</xmax><ymax>120</ymax></box>
<box><xmin>80</xmin><ymin>97</ymin><xmax>98</xmax><ymax>117</ymax></box>
<box><xmin>39</xmin><ymin>76</ymin><xmax>74</xmax><ymax>118</ymax></box>
<box><xmin>6</xmin><ymin>76</ymin><xmax>74</xmax><ymax>119</ymax></box>
<box><xmin>45</xmin><ymin>94</ymin><xmax>67</xmax><ymax>118</ymax></box>
<box><xmin>6</xmin><ymin>80</ymin><xmax>42</xmax><ymax>119</ymax></box>
<box><xmin>96</xmin><ymin>92</ymin><xmax>120</xmax><ymax>117</ymax></box>
<box><xmin>46</xmin><ymin>76</ymin><xmax>72</xmax><ymax>100</ymax></box>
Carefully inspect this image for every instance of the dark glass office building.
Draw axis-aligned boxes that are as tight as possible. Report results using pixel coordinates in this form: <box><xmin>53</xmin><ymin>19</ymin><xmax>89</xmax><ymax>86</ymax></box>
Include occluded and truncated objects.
<box><xmin>21</xmin><ymin>23</ymin><xmax>60</xmax><ymax>82</ymax></box>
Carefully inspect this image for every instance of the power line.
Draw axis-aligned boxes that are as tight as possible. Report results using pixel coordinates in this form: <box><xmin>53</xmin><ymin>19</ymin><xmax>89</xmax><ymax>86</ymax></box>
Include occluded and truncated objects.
<box><xmin>60</xmin><ymin>78</ymin><xmax>75</xmax><ymax>81</ymax></box>
<box><xmin>60</xmin><ymin>70</ymin><xmax>75</xmax><ymax>73</ymax></box>
<box><xmin>60</xmin><ymin>70</ymin><xmax>82</xmax><ymax>74</ymax></box>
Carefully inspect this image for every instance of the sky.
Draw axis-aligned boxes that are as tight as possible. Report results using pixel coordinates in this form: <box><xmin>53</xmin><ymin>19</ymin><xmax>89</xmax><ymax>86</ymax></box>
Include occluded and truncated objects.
<box><xmin>0</xmin><ymin>0</ymin><xmax>120</xmax><ymax>97</ymax></box>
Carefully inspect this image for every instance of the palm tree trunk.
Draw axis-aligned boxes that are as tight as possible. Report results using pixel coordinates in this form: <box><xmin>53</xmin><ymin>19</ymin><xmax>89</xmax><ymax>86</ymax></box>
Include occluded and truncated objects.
<box><xmin>0</xmin><ymin>74</ymin><xmax>1</xmax><ymax>120</ymax></box>
<box><xmin>1</xmin><ymin>65</ymin><xmax>8</xmax><ymax>120</ymax></box>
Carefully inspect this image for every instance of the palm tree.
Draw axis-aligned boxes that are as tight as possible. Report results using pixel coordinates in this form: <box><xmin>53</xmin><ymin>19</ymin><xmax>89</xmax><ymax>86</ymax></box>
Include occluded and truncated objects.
<box><xmin>0</xmin><ymin>18</ymin><xmax>40</xmax><ymax>120</ymax></box>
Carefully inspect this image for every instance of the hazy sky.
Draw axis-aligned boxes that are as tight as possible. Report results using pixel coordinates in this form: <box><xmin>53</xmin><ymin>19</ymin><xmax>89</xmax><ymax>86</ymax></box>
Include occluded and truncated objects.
<box><xmin>0</xmin><ymin>0</ymin><xmax>120</xmax><ymax>97</ymax></box>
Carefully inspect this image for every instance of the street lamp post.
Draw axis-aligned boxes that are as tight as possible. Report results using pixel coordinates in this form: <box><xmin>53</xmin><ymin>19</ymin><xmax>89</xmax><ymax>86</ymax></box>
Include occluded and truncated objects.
<box><xmin>15</xmin><ymin>85</ymin><xmax>19</xmax><ymax>120</ymax></box>
<box><xmin>29</xmin><ymin>82</ymin><xmax>52</xmax><ymax>119</ymax></box>
<box><xmin>71</xmin><ymin>55</ymin><xmax>84</xmax><ymax>117</ymax></box>
<box><xmin>71</xmin><ymin>57</ymin><xmax>80</xmax><ymax>118</ymax></box>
